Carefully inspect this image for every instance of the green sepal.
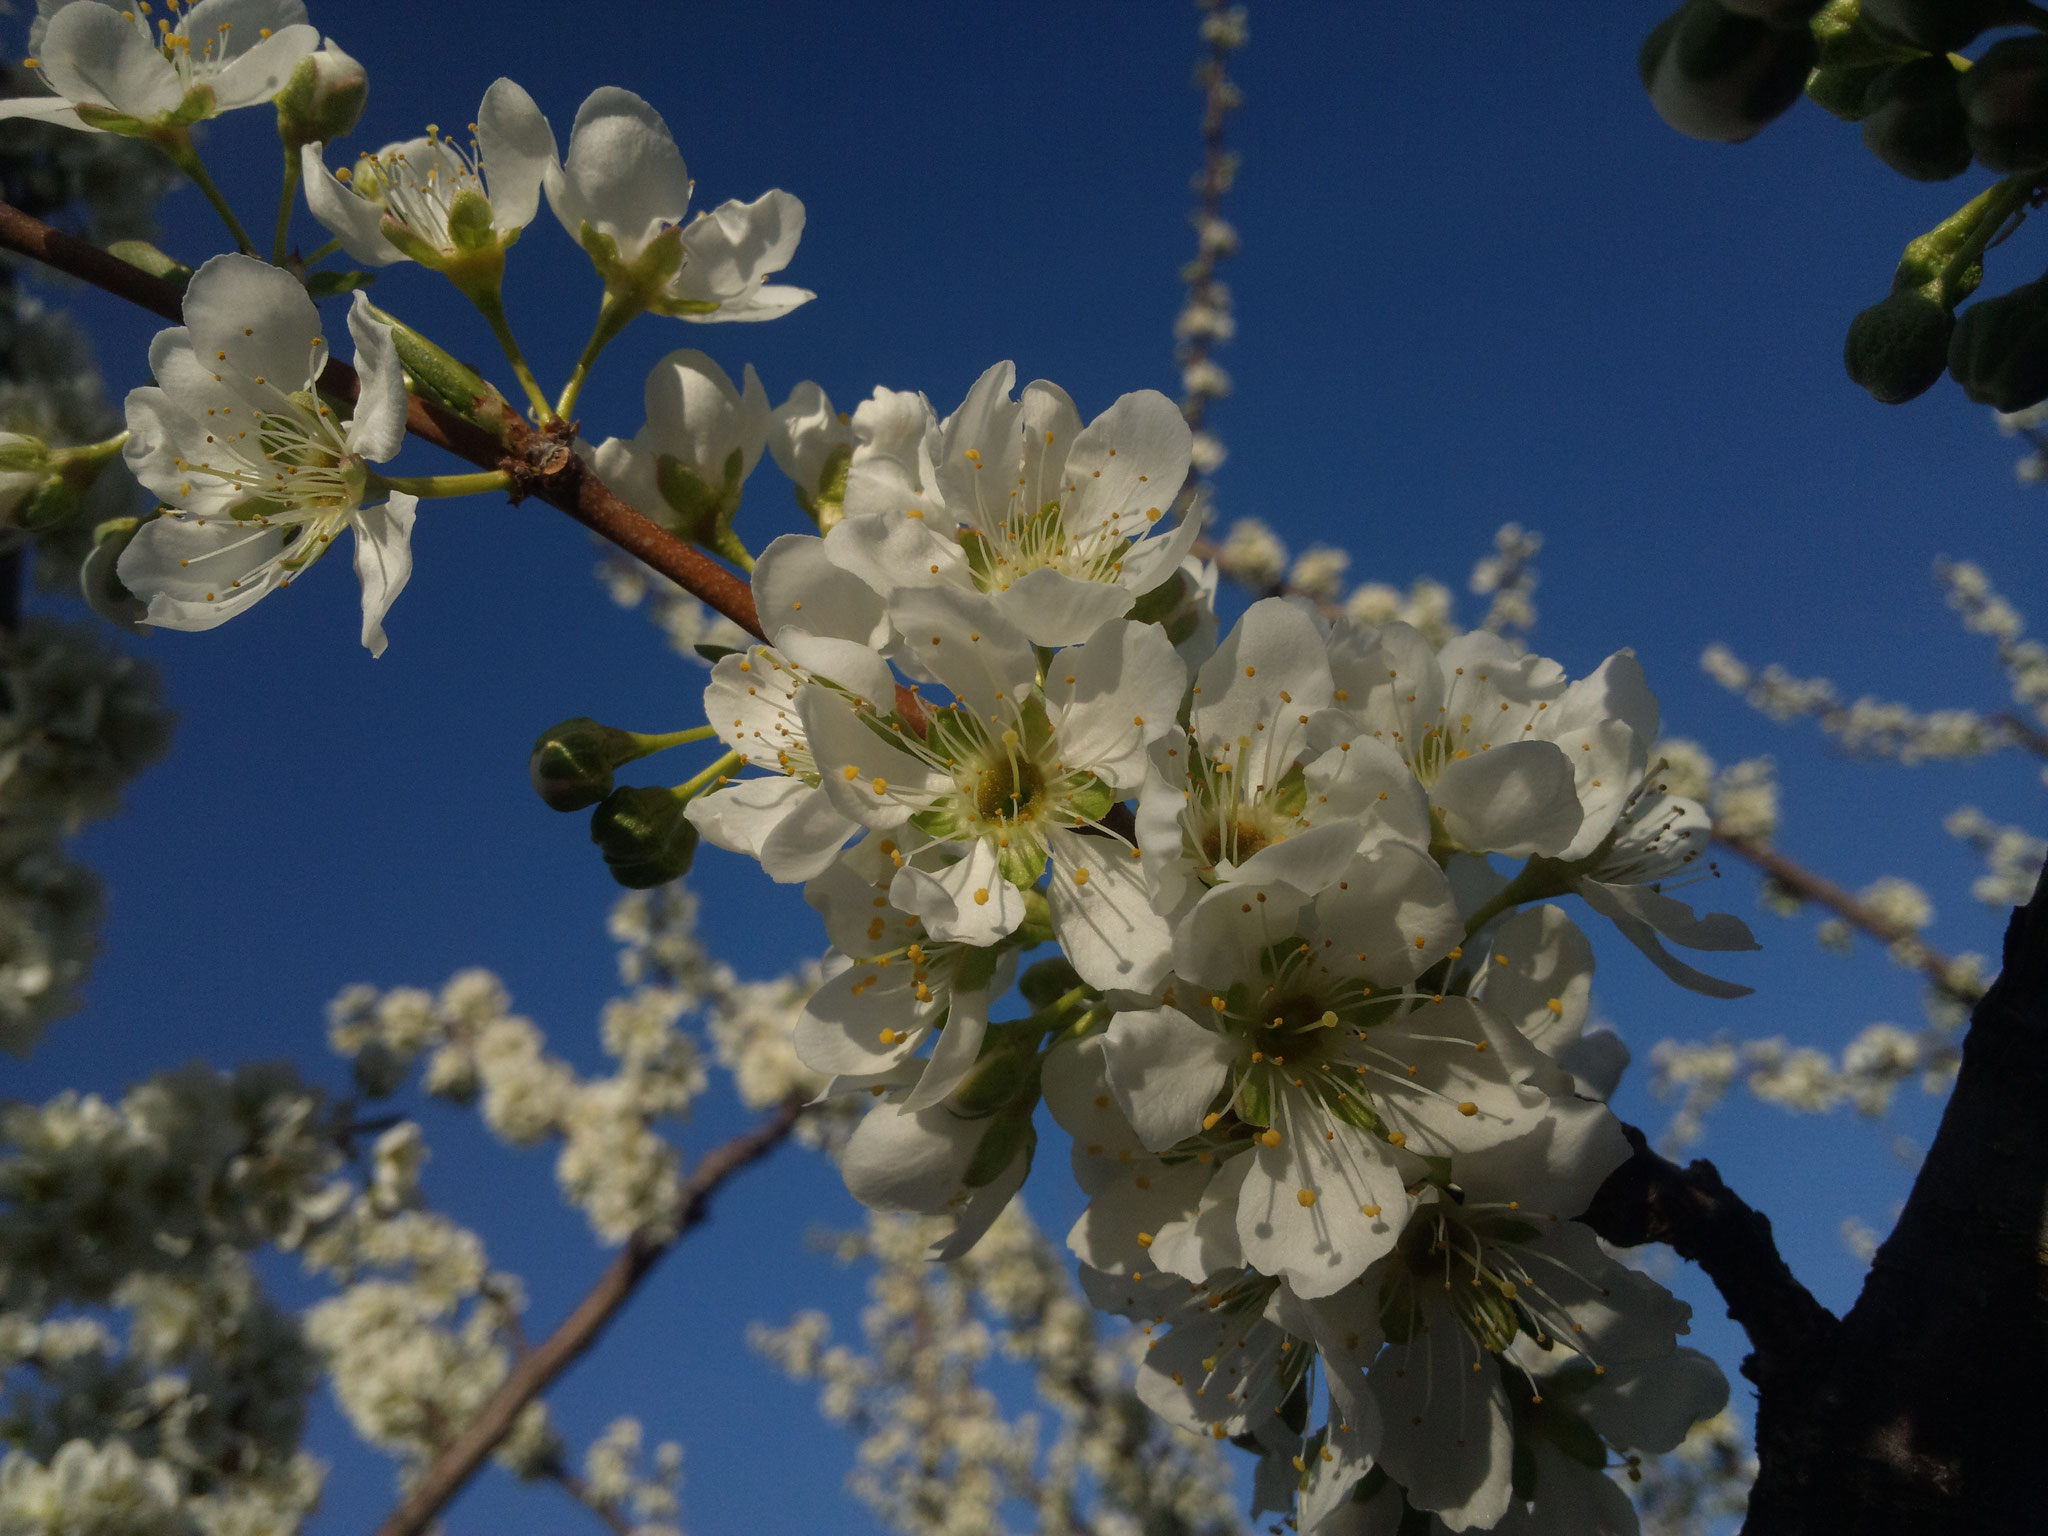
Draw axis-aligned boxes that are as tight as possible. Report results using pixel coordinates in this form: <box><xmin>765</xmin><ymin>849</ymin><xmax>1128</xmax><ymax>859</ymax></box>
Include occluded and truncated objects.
<box><xmin>803</xmin><ymin>442</ymin><xmax>852</xmax><ymax>530</ymax></box>
<box><xmin>71</xmin><ymin>104</ymin><xmax>152</xmax><ymax>137</ymax></box>
<box><xmin>1810</xmin><ymin>0</ymin><xmax>1927</xmax><ymax>71</ymax></box>
<box><xmin>1805</xmin><ymin>62</ymin><xmax>1889</xmax><ymax>122</ymax></box>
<box><xmin>953</xmin><ymin>942</ymin><xmax>1004</xmax><ymax>995</ymax></box>
<box><xmin>369</xmin><ymin>305</ymin><xmax>514</xmax><ymax>436</ymax></box>
<box><xmin>963</xmin><ymin>1109</ymin><xmax>1035</xmax><ymax>1188</ymax></box>
<box><xmin>81</xmin><ymin>515</ymin><xmax>149</xmax><ymax>631</ymax></box>
<box><xmin>108</xmin><ymin>240</ymin><xmax>194</xmax><ymax>292</ymax></box>
<box><xmin>589</xmin><ymin>785</ymin><xmax>699</xmax><ymax>888</ymax></box>
<box><xmin>1325</xmin><ymin>1092</ymin><xmax>1385</xmax><ymax>1138</ymax></box>
<box><xmin>1236</xmin><ymin>1070</ymin><xmax>1274</xmax><ymax>1128</ymax></box>
<box><xmin>998</xmin><ymin>838</ymin><xmax>1048</xmax><ymax>888</ymax></box>
<box><xmin>1019</xmin><ymin>956</ymin><xmax>1083</xmax><ymax>1011</ymax></box>
<box><xmin>15</xmin><ymin>477</ymin><xmax>80</xmax><ymax>532</ymax></box>
<box><xmin>950</xmin><ymin>1026</ymin><xmax>1044</xmax><ymax>1118</ymax></box>
<box><xmin>1017</xmin><ymin>888</ymin><xmax>1055</xmax><ymax>946</ymax></box>
<box><xmin>695</xmin><ymin>644</ymin><xmax>742</xmax><ymax>664</ymax></box>
<box><xmin>1064</xmin><ymin>775</ymin><xmax>1115</xmax><ymax>825</ymax></box>
<box><xmin>303</xmin><ymin>269</ymin><xmax>376</xmax><ymax>299</ymax></box>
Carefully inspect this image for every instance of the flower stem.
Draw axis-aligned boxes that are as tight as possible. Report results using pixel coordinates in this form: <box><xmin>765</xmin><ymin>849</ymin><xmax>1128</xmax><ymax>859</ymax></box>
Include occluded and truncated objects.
<box><xmin>161</xmin><ymin>131</ymin><xmax>256</xmax><ymax>256</ymax></box>
<box><xmin>1461</xmin><ymin>858</ymin><xmax>1574</xmax><ymax>939</ymax></box>
<box><xmin>555</xmin><ymin>289</ymin><xmax>644</xmax><ymax>419</ymax></box>
<box><xmin>708</xmin><ymin>524</ymin><xmax>755</xmax><ymax>573</ymax></box>
<box><xmin>464</xmin><ymin>284</ymin><xmax>556</xmax><ymax>423</ymax></box>
<box><xmin>272</xmin><ymin>148</ymin><xmax>301</xmax><ymax>266</ymax></box>
<box><xmin>303</xmin><ymin>236</ymin><xmax>343</xmax><ymax>265</ymax></box>
<box><xmin>674</xmin><ymin>750</ymin><xmax>742</xmax><ymax>801</ymax></box>
<box><xmin>51</xmin><ymin>429</ymin><xmax>128</xmax><ymax>470</ymax></box>
<box><xmin>625</xmin><ymin>724</ymin><xmax>718</xmax><ymax>756</ymax></box>
<box><xmin>373</xmin><ymin>469</ymin><xmax>514</xmax><ymax>499</ymax></box>
<box><xmin>1939</xmin><ymin>176</ymin><xmax>2038</xmax><ymax>298</ymax></box>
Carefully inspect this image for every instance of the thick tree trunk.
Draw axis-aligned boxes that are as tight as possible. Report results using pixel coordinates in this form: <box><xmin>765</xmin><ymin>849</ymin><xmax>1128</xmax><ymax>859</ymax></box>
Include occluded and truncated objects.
<box><xmin>1738</xmin><ymin>866</ymin><xmax>2048</xmax><ymax>1534</ymax></box>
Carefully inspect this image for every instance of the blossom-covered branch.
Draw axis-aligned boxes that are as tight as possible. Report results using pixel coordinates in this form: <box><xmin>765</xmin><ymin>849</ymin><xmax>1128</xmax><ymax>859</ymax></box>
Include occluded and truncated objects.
<box><xmin>0</xmin><ymin>197</ymin><xmax>765</xmax><ymax>639</ymax></box>
<box><xmin>367</xmin><ymin>1094</ymin><xmax>804</xmax><ymax>1536</ymax></box>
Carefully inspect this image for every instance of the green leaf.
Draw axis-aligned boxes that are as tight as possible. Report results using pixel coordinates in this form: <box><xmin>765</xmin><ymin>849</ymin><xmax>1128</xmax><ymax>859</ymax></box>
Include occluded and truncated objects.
<box><xmin>304</xmin><ymin>269</ymin><xmax>376</xmax><ymax>299</ymax></box>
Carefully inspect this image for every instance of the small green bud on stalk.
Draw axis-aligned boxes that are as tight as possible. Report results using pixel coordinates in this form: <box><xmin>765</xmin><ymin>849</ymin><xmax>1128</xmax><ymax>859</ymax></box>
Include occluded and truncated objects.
<box><xmin>590</xmin><ymin>785</ymin><xmax>700</xmax><ymax>889</ymax></box>
<box><xmin>106</xmin><ymin>241</ymin><xmax>195</xmax><ymax>292</ymax></box>
<box><xmin>1845</xmin><ymin>286</ymin><xmax>1955</xmax><ymax>401</ymax></box>
<box><xmin>1806</xmin><ymin>62</ymin><xmax>1890</xmax><ymax>122</ymax></box>
<box><xmin>1949</xmin><ymin>278</ymin><xmax>2048</xmax><ymax>411</ymax></box>
<box><xmin>1861</xmin><ymin>56</ymin><xmax>1972</xmax><ymax>181</ymax></box>
<box><xmin>1019</xmin><ymin>956</ymin><xmax>1085</xmax><ymax>1012</ymax></box>
<box><xmin>1961</xmin><ymin>37</ymin><xmax>2048</xmax><ymax>174</ymax></box>
<box><xmin>1862</xmin><ymin>0</ymin><xmax>2026</xmax><ymax>55</ymax></box>
<box><xmin>530</xmin><ymin>717</ymin><xmax>639</xmax><ymax>811</ymax></box>
<box><xmin>274</xmin><ymin>41</ymin><xmax>367</xmax><ymax>152</ymax></box>
<box><xmin>1640</xmin><ymin>0</ymin><xmax>1818</xmax><ymax>144</ymax></box>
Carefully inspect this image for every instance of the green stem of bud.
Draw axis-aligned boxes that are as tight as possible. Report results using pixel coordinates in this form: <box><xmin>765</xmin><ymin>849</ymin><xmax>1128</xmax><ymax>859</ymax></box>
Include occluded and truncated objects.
<box><xmin>158</xmin><ymin>129</ymin><xmax>255</xmax><ymax>256</ymax></box>
<box><xmin>555</xmin><ymin>288</ymin><xmax>646</xmax><ymax>419</ymax></box>
<box><xmin>628</xmin><ymin>724</ymin><xmax>719</xmax><ymax>753</ymax></box>
<box><xmin>1461</xmin><ymin>858</ymin><xmax>1577</xmax><ymax>938</ymax></box>
<box><xmin>463</xmin><ymin>281</ymin><xmax>556</xmax><ymax>424</ymax></box>
<box><xmin>304</xmin><ymin>237</ymin><xmax>343</xmax><ymax>265</ymax></box>
<box><xmin>272</xmin><ymin>148</ymin><xmax>301</xmax><ymax>266</ymax></box>
<box><xmin>1937</xmin><ymin>176</ymin><xmax>2038</xmax><ymax>298</ymax></box>
<box><xmin>50</xmin><ymin>431</ymin><xmax>128</xmax><ymax>474</ymax></box>
<box><xmin>371</xmin><ymin>469</ymin><xmax>514</xmax><ymax>499</ymax></box>
<box><xmin>674</xmin><ymin>750</ymin><xmax>742</xmax><ymax>801</ymax></box>
<box><xmin>708</xmin><ymin>523</ymin><xmax>756</xmax><ymax>573</ymax></box>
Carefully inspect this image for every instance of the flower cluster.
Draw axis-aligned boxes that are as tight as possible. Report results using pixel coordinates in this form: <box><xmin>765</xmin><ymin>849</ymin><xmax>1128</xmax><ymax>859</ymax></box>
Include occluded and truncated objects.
<box><xmin>685</xmin><ymin>367</ymin><xmax>1755</xmax><ymax>1531</ymax></box>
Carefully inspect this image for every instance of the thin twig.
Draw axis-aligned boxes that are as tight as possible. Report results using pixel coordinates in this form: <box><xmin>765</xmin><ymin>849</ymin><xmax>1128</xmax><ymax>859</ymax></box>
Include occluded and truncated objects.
<box><xmin>0</xmin><ymin>198</ymin><xmax>763</xmax><ymax>640</ymax></box>
<box><xmin>367</xmin><ymin>1096</ymin><xmax>806</xmax><ymax>1536</ymax></box>
<box><xmin>1172</xmin><ymin>2</ymin><xmax>1243</xmax><ymax>516</ymax></box>
<box><xmin>540</xmin><ymin>1460</ymin><xmax>636</xmax><ymax>1536</ymax></box>
<box><xmin>1714</xmin><ymin>830</ymin><xmax>1985</xmax><ymax>1005</ymax></box>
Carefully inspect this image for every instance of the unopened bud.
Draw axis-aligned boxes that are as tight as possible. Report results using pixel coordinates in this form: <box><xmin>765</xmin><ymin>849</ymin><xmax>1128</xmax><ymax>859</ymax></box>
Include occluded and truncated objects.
<box><xmin>530</xmin><ymin>716</ymin><xmax>640</xmax><ymax>811</ymax></box>
<box><xmin>1949</xmin><ymin>280</ymin><xmax>2048</xmax><ymax>411</ymax></box>
<box><xmin>1861</xmin><ymin>57</ymin><xmax>1971</xmax><ymax>181</ymax></box>
<box><xmin>951</xmin><ymin>1029</ymin><xmax>1043</xmax><ymax>1120</ymax></box>
<box><xmin>1018</xmin><ymin>956</ymin><xmax>1084</xmax><ymax>1011</ymax></box>
<box><xmin>1129</xmin><ymin>565</ymin><xmax>1211</xmax><ymax>648</ymax></box>
<box><xmin>590</xmin><ymin>785</ymin><xmax>699</xmax><ymax>888</ymax></box>
<box><xmin>81</xmin><ymin>515</ymin><xmax>150</xmax><ymax>632</ymax></box>
<box><xmin>1960</xmin><ymin>36</ymin><xmax>2048</xmax><ymax>174</ymax></box>
<box><xmin>1640</xmin><ymin>0</ymin><xmax>1817</xmax><ymax>144</ymax></box>
<box><xmin>1844</xmin><ymin>286</ymin><xmax>1953</xmax><ymax>403</ymax></box>
<box><xmin>961</xmin><ymin>1104</ymin><xmax>1035</xmax><ymax>1188</ymax></box>
<box><xmin>0</xmin><ymin>432</ymin><xmax>53</xmax><ymax>525</ymax></box>
<box><xmin>1806</xmin><ymin>63</ymin><xmax>1889</xmax><ymax>122</ymax></box>
<box><xmin>275</xmin><ymin>41</ymin><xmax>367</xmax><ymax>151</ymax></box>
<box><xmin>1861</xmin><ymin>0</ymin><xmax>2025</xmax><ymax>55</ymax></box>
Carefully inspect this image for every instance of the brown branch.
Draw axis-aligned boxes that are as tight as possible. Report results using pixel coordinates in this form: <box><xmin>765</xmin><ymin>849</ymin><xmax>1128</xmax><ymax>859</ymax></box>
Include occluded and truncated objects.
<box><xmin>1582</xmin><ymin>1122</ymin><xmax>1838</xmax><ymax>1400</ymax></box>
<box><xmin>0</xmin><ymin>198</ymin><xmax>763</xmax><ymax>640</ymax></box>
<box><xmin>539</xmin><ymin>1460</ymin><xmax>635</xmax><ymax>1536</ymax></box>
<box><xmin>1713</xmin><ymin>830</ymin><xmax>1984</xmax><ymax>1005</ymax></box>
<box><xmin>368</xmin><ymin>1095</ymin><xmax>806</xmax><ymax>1536</ymax></box>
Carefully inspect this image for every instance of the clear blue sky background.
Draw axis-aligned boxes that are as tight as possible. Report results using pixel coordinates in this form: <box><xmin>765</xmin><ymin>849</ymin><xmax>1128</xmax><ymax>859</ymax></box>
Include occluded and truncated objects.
<box><xmin>9</xmin><ymin>3</ymin><xmax>2047</xmax><ymax>1533</ymax></box>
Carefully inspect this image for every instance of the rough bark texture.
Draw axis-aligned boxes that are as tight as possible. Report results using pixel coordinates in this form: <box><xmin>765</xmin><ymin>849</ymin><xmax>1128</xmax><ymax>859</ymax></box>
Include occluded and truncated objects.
<box><xmin>1734</xmin><ymin>865</ymin><xmax>2048</xmax><ymax>1535</ymax></box>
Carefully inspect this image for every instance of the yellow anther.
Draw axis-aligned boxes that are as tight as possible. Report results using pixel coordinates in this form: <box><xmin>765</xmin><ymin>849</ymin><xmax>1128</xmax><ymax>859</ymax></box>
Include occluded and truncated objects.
<box><xmin>1360</xmin><ymin>1203</ymin><xmax>1382</xmax><ymax>1217</ymax></box>
<box><xmin>1295</xmin><ymin>1188</ymin><xmax>1316</xmax><ymax>1207</ymax></box>
<box><xmin>877</xmin><ymin>1029</ymin><xmax>900</xmax><ymax>1045</ymax></box>
<box><xmin>1136</xmin><ymin>1232</ymin><xmax>1153</xmax><ymax>1248</ymax></box>
<box><xmin>973</xmin><ymin>888</ymin><xmax>990</xmax><ymax>905</ymax></box>
<box><xmin>1258</xmin><ymin>1128</ymin><xmax>1282</xmax><ymax>1148</ymax></box>
<box><xmin>1546</xmin><ymin>997</ymin><xmax>1565</xmax><ymax>1015</ymax></box>
<box><xmin>1386</xmin><ymin>1131</ymin><xmax>1406</xmax><ymax>1148</ymax></box>
<box><xmin>1073</xmin><ymin>867</ymin><xmax>1090</xmax><ymax>886</ymax></box>
<box><xmin>842</xmin><ymin>764</ymin><xmax>859</xmax><ymax>780</ymax></box>
<box><xmin>1457</xmin><ymin>1101</ymin><xmax>1478</xmax><ymax>1117</ymax></box>
<box><xmin>871</xmin><ymin>777</ymin><xmax>888</xmax><ymax>795</ymax></box>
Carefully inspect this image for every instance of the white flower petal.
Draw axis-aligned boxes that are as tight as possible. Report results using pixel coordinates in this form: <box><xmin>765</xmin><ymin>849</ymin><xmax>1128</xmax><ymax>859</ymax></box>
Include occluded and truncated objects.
<box><xmin>1371</xmin><ymin>1332</ymin><xmax>1514</xmax><ymax>1532</ymax></box>
<box><xmin>1061</xmin><ymin>387</ymin><xmax>1189</xmax><ymax>539</ymax></box>
<box><xmin>994</xmin><ymin>565</ymin><xmax>1134</xmax><ymax>648</ymax></box>
<box><xmin>1099</xmin><ymin>1005</ymin><xmax>1235</xmax><ymax>1152</ymax></box>
<box><xmin>1581</xmin><ymin>1347</ymin><xmax>1729</xmax><ymax>1454</ymax></box>
<box><xmin>1045</xmin><ymin>827</ymin><xmax>1174</xmax><ymax>992</ymax></box>
<box><xmin>1575</xmin><ymin>878</ymin><xmax>1756</xmax><ymax>999</ymax></box>
<box><xmin>1043</xmin><ymin>619</ymin><xmax>1186</xmax><ymax>790</ymax></box>
<box><xmin>547</xmin><ymin>85</ymin><xmax>692</xmax><ymax>259</ymax></box>
<box><xmin>1433</xmin><ymin>739</ymin><xmax>1583</xmax><ymax>858</ymax></box>
<box><xmin>1147</xmin><ymin>1153</ymin><xmax>1251</xmax><ymax>1280</ymax></box>
<box><xmin>1478</xmin><ymin>903</ymin><xmax>1595</xmax><ymax>1056</ymax></box>
<box><xmin>351</xmin><ymin>494</ymin><xmax>414</xmax><ymax>656</ymax></box>
<box><xmin>800</xmin><ymin>685</ymin><xmax>944</xmax><ymax>829</ymax></box>
<box><xmin>204</xmin><ymin>19</ymin><xmax>316</xmax><ymax>109</ymax></box>
<box><xmin>669</xmin><ymin>189</ymin><xmax>807</xmax><ymax>309</ymax></box>
<box><xmin>902</xmin><ymin>987</ymin><xmax>990</xmax><ymax>1112</ymax></box>
<box><xmin>889</xmin><ymin>838</ymin><xmax>1024</xmax><ymax>946</ymax></box>
<box><xmin>1236</xmin><ymin>1105</ymin><xmax>1409</xmax><ymax>1298</ymax></box>
<box><xmin>117</xmin><ymin>513</ymin><xmax>291</xmax><ymax>631</ymax></box>
<box><xmin>1194</xmin><ymin>598</ymin><xmax>1334</xmax><ymax>794</ymax></box>
<box><xmin>41</xmin><ymin>1</ymin><xmax>181</xmax><ymax>117</ymax></box>
<box><xmin>475</xmin><ymin>76</ymin><xmax>554</xmax><ymax>234</ymax></box>
<box><xmin>301</xmin><ymin>144</ymin><xmax>405</xmax><ymax>265</ymax></box>
<box><xmin>343</xmin><ymin>293</ymin><xmax>407</xmax><ymax>462</ymax></box>
<box><xmin>753</xmin><ymin>531</ymin><xmax>890</xmax><ymax>652</ymax></box>
<box><xmin>181</xmin><ymin>253</ymin><xmax>326</xmax><ymax>394</ymax></box>
<box><xmin>886</xmin><ymin>585</ymin><xmax>1036</xmax><ymax>709</ymax></box>
<box><xmin>1311</xmin><ymin>844</ymin><xmax>1462</xmax><ymax>983</ymax></box>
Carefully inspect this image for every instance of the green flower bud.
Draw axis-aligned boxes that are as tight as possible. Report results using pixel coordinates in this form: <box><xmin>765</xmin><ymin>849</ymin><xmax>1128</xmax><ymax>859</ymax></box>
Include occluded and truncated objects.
<box><xmin>1806</xmin><ymin>62</ymin><xmax>1890</xmax><ymax>122</ymax></box>
<box><xmin>1844</xmin><ymin>286</ymin><xmax>1954</xmax><ymax>402</ymax></box>
<box><xmin>962</xmin><ymin>1106</ymin><xmax>1036</xmax><ymax>1189</ymax></box>
<box><xmin>1018</xmin><ymin>956</ymin><xmax>1085</xmax><ymax>1012</ymax></box>
<box><xmin>1862</xmin><ymin>0</ymin><xmax>2025</xmax><ymax>54</ymax></box>
<box><xmin>1861</xmin><ymin>56</ymin><xmax>1971</xmax><ymax>180</ymax></box>
<box><xmin>530</xmin><ymin>716</ymin><xmax>643</xmax><ymax>811</ymax></box>
<box><xmin>106</xmin><ymin>240</ymin><xmax>195</xmax><ymax>292</ymax></box>
<box><xmin>81</xmin><ymin>516</ymin><xmax>150</xmax><ymax>633</ymax></box>
<box><xmin>950</xmin><ymin>1027</ymin><xmax>1045</xmax><ymax>1119</ymax></box>
<box><xmin>1948</xmin><ymin>279</ymin><xmax>2048</xmax><ymax>411</ymax></box>
<box><xmin>1129</xmin><ymin>565</ymin><xmax>1210</xmax><ymax>648</ymax></box>
<box><xmin>1960</xmin><ymin>36</ymin><xmax>2048</xmax><ymax>174</ymax></box>
<box><xmin>1640</xmin><ymin>0</ymin><xmax>1818</xmax><ymax>144</ymax></box>
<box><xmin>589</xmin><ymin>785</ymin><xmax>699</xmax><ymax>889</ymax></box>
<box><xmin>274</xmin><ymin>41</ymin><xmax>367</xmax><ymax>151</ymax></box>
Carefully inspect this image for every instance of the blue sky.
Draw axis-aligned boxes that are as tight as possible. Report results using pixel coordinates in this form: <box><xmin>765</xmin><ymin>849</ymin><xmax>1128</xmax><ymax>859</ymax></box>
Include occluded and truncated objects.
<box><xmin>10</xmin><ymin>3</ymin><xmax>2047</xmax><ymax>1533</ymax></box>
